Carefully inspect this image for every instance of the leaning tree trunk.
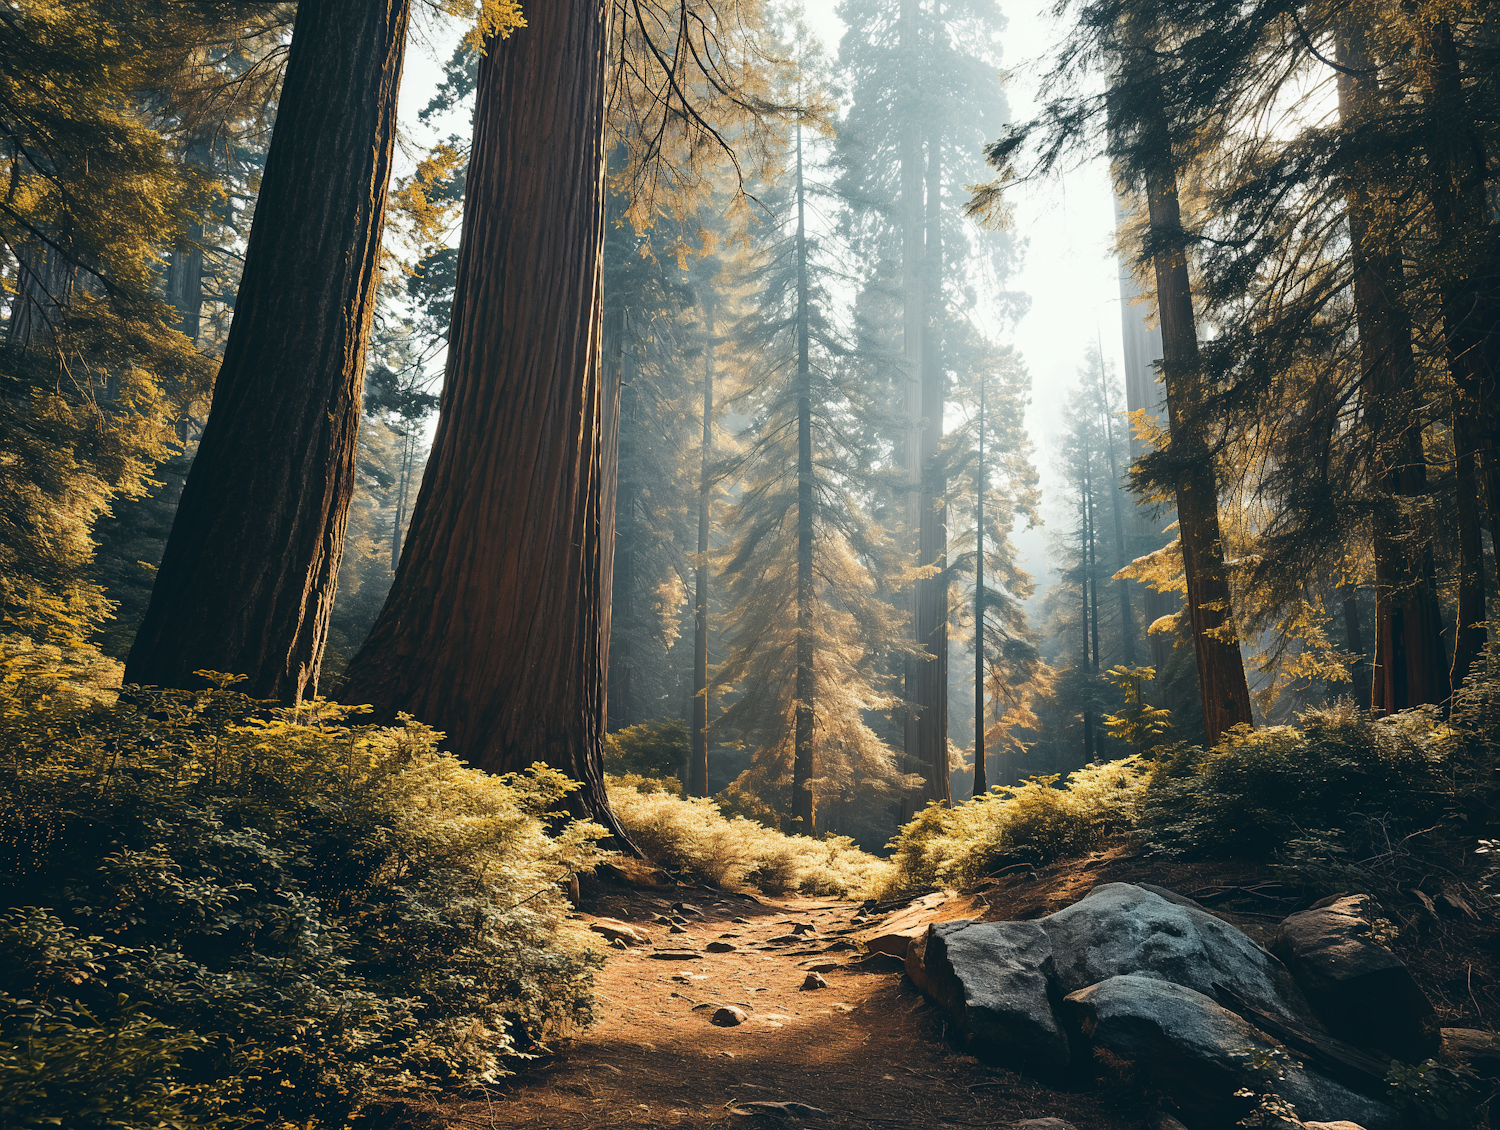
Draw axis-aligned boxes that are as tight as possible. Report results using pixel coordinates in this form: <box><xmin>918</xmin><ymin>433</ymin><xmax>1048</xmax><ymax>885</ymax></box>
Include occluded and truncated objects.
<box><xmin>1336</xmin><ymin>24</ymin><xmax>1449</xmax><ymax>714</ymax></box>
<box><xmin>1142</xmin><ymin>157</ymin><xmax>1255</xmax><ymax>746</ymax></box>
<box><xmin>125</xmin><ymin>0</ymin><xmax>409</xmax><ymax>700</ymax></box>
<box><xmin>338</xmin><ymin>0</ymin><xmax>628</xmax><ymax>838</ymax></box>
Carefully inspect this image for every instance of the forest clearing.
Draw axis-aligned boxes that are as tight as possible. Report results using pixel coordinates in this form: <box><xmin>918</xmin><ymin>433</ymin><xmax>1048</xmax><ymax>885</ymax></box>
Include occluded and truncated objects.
<box><xmin>4</xmin><ymin>0</ymin><xmax>1500</xmax><ymax>1128</ymax></box>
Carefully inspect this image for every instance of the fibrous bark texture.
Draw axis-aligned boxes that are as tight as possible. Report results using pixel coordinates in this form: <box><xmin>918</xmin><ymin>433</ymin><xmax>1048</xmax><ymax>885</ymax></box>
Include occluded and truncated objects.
<box><xmin>1144</xmin><ymin>164</ymin><xmax>1254</xmax><ymax>746</ymax></box>
<box><xmin>1336</xmin><ymin>25</ymin><xmax>1449</xmax><ymax>714</ymax></box>
<box><xmin>125</xmin><ymin>0</ymin><xmax>409</xmax><ymax>700</ymax></box>
<box><xmin>339</xmin><ymin>0</ymin><xmax>625</xmax><ymax>836</ymax></box>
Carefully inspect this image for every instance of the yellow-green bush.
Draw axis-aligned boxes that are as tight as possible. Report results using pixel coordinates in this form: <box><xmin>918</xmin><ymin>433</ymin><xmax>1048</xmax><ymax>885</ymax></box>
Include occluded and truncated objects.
<box><xmin>0</xmin><ymin>642</ymin><xmax>607</xmax><ymax>1130</ymax></box>
<box><xmin>605</xmin><ymin>777</ymin><xmax>892</xmax><ymax>897</ymax></box>
<box><xmin>884</xmin><ymin>759</ymin><xmax>1148</xmax><ymax>892</ymax></box>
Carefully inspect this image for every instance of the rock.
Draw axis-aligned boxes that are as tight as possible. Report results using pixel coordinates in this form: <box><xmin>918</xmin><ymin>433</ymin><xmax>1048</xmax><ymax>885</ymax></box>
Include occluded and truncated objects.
<box><xmin>672</xmin><ymin>902</ymin><xmax>705</xmax><ymax>916</ymax></box>
<box><xmin>800</xmin><ymin>972</ymin><xmax>828</xmax><ymax>990</ymax></box>
<box><xmin>588</xmin><ymin>917</ymin><xmax>649</xmax><ymax>946</ymax></box>
<box><xmin>713</xmin><ymin>1005</ymin><xmax>748</xmax><ymax>1026</ymax></box>
<box><xmin>1063</xmin><ymin>975</ymin><xmax>1399</xmax><ymax>1130</ymax></box>
<box><xmin>1138</xmin><ymin>883</ymin><xmax>1212</xmax><ymax>912</ymax></box>
<box><xmin>790</xmin><ymin>922</ymin><xmax>816</xmax><ymax>935</ymax></box>
<box><xmin>670</xmin><ymin>924</ymin><xmax>689</xmax><ymax>934</ymax></box>
<box><xmin>855</xmin><ymin>890</ymin><xmax>953</xmax><ymax>959</ymax></box>
<box><xmin>1441</xmin><ymin>1027</ymin><xmax>1500</xmax><ymax>1078</ymax></box>
<box><xmin>650</xmin><ymin>950</ymin><xmax>703</xmax><ymax>960</ymax></box>
<box><xmin>1009</xmin><ymin>1120</ymin><xmax>1077</xmax><ymax>1130</ymax></box>
<box><xmin>1303</xmin><ymin>1123</ymin><xmax>1369</xmax><ymax>1130</ymax></box>
<box><xmin>706</xmin><ymin>941</ymin><xmax>738</xmax><ymax>953</ymax></box>
<box><xmin>845</xmin><ymin>952</ymin><xmax>905</xmax><ymax>973</ymax></box>
<box><xmin>1270</xmin><ymin>895</ymin><xmax>1439</xmax><ymax>1062</ymax></box>
<box><xmin>766</xmin><ymin>934</ymin><xmax>804</xmax><ymax>944</ymax></box>
<box><xmin>1043</xmin><ymin>883</ymin><xmax>1312</xmax><ymax>1022</ymax></box>
<box><xmin>907</xmin><ymin>919</ymin><xmax>1070</xmax><ymax>1077</ymax></box>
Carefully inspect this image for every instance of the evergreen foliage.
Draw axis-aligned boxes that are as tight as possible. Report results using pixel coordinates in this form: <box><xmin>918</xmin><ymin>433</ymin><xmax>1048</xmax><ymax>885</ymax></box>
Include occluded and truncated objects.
<box><xmin>0</xmin><ymin>639</ymin><xmax>605</xmax><ymax>1129</ymax></box>
<box><xmin>606</xmin><ymin>776</ymin><xmax>893</xmax><ymax>895</ymax></box>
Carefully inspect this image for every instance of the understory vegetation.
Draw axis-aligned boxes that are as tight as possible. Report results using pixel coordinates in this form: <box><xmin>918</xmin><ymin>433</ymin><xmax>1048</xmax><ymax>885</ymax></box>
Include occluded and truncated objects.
<box><xmin>0</xmin><ymin>636</ymin><xmax>605</xmax><ymax>1130</ymax></box>
<box><xmin>883</xmin><ymin>656</ymin><xmax>1500</xmax><ymax>900</ymax></box>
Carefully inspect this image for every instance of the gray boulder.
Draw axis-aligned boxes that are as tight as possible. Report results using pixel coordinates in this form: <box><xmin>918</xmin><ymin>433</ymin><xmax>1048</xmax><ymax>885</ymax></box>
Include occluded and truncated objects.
<box><xmin>1064</xmin><ymin>975</ymin><xmax>1398</xmax><ymax>1130</ymax></box>
<box><xmin>907</xmin><ymin>919</ymin><xmax>1070</xmax><ymax>1076</ymax></box>
<box><xmin>1270</xmin><ymin>895</ymin><xmax>1439</xmax><ymax>1062</ymax></box>
<box><xmin>1042</xmin><ymin>883</ymin><xmax>1312</xmax><ymax>1021</ymax></box>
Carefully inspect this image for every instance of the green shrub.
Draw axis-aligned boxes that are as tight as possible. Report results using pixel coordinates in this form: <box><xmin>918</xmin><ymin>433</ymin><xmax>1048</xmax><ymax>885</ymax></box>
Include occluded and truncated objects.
<box><xmin>1141</xmin><ymin>702</ymin><xmax>1443</xmax><ymax>857</ymax></box>
<box><xmin>883</xmin><ymin>758</ymin><xmax>1147</xmax><ymax>892</ymax></box>
<box><xmin>0</xmin><ymin>646</ymin><xmax>607</xmax><ymax>1129</ymax></box>
<box><xmin>603</xmin><ymin>718</ymin><xmax>688</xmax><ymax>787</ymax></box>
<box><xmin>604</xmin><ymin>777</ymin><xmax>891</xmax><ymax>896</ymax></box>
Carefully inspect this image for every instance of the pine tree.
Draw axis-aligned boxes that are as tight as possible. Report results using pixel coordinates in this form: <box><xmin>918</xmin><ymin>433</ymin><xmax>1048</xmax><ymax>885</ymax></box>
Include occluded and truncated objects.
<box><xmin>0</xmin><ymin>1</ymin><xmax>257</xmax><ymax>640</ymax></box>
<box><xmin>714</xmin><ymin>115</ymin><xmax>908</xmax><ymax>840</ymax></box>
<box><xmin>834</xmin><ymin>0</ymin><xmax>1022</xmax><ymax>806</ymax></box>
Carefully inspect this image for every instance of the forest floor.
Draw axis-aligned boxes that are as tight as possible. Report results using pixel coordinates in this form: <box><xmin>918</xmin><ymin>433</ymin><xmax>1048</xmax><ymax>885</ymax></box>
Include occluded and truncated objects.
<box><xmin>376</xmin><ymin>845</ymin><xmax>1497</xmax><ymax>1130</ymax></box>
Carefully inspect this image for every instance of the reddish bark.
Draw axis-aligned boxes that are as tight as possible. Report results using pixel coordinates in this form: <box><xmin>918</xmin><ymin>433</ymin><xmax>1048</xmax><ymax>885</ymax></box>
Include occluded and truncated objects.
<box><xmin>125</xmin><ymin>0</ymin><xmax>410</xmax><ymax>700</ymax></box>
<box><xmin>338</xmin><ymin>0</ymin><xmax>626</xmax><ymax>837</ymax></box>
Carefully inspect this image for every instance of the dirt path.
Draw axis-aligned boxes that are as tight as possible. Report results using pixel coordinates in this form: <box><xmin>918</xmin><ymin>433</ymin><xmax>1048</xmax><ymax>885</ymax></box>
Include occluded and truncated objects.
<box><xmin>420</xmin><ymin>879</ymin><xmax>1135</xmax><ymax>1130</ymax></box>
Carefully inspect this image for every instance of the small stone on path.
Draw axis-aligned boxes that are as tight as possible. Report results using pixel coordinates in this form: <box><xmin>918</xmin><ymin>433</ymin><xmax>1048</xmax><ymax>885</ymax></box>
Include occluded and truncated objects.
<box><xmin>801</xmin><ymin>972</ymin><xmax>828</xmax><ymax>990</ymax></box>
<box><xmin>712</xmin><ymin>1005</ymin><xmax>748</xmax><ymax>1026</ymax></box>
<box><xmin>707</xmin><ymin>941</ymin><xmax>738</xmax><ymax>952</ymax></box>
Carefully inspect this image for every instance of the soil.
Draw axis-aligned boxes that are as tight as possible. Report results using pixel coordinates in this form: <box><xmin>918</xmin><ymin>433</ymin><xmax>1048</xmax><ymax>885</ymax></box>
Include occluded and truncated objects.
<box><xmin>397</xmin><ymin>873</ymin><xmax>1134</xmax><ymax>1130</ymax></box>
<box><xmin>381</xmin><ymin>845</ymin><xmax>1498</xmax><ymax>1130</ymax></box>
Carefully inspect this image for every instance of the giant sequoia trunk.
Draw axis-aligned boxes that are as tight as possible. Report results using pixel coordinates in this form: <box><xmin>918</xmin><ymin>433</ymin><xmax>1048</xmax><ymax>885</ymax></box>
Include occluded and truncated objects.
<box><xmin>125</xmin><ymin>0</ymin><xmax>409</xmax><ymax>700</ymax></box>
<box><xmin>1143</xmin><ymin>159</ymin><xmax>1255</xmax><ymax>745</ymax></box>
<box><xmin>339</xmin><ymin>0</ymin><xmax>626</xmax><ymax>837</ymax></box>
<box><xmin>1336</xmin><ymin>26</ymin><xmax>1449</xmax><ymax>714</ymax></box>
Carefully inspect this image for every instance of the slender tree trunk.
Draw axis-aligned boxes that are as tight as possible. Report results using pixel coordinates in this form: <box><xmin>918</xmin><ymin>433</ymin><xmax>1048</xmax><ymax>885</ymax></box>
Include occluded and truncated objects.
<box><xmin>1335</xmin><ymin>25</ymin><xmax>1449</xmax><ymax>714</ymax></box>
<box><xmin>792</xmin><ymin>126</ymin><xmax>816</xmax><ymax>833</ymax></box>
<box><xmin>912</xmin><ymin>106</ymin><xmax>951</xmax><ymax>809</ymax></box>
<box><xmin>1086</xmin><ymin>519</ymin><xmax>1098</xmax><ymax>759</ymax></box>
<box><xmin>1113</xmin><ymin>188</ymin><xmax>1174</xmax><ymax>676</ymax></box>
<box><xmin>6</xmin><ymin>239</ymin><xmax>75</xmax><ymax>350</ymax></box>
<box><xmin>126</xmin><ymin>0</ymin><xmax>410</xmax><ymax>700</ymax></box>
<box><xmin>1342</xmin><ymin>583</ymin><xmax>1370</xmax><ymax>706</ymax></box>
<box><xmin>899</xmin><ymin>0</ymin><xmax>928</xmax><ymax>816</ymax></box>
<box><xmin>1424</xmin><ymin>19</ymin><xmax>1491</xmax><ymax>694</ymax></box>
<box><xmin>690</xmin><ymin>285</ymin><xmax>714</xmax><ymax>797</ymax></box>
<box><xmin>1143</xmin><ymin>156</ymin><xmax>1254</xmax><ymax>744</ymax></box>
<box><xmin>973</xmin><ymin>372</ymin><xmax>987</xmax><ymax>798</ymax></box>
<box><xmin>165</xmin><ymin>133</ymin><xmax>212</xmax><ymax>344</ymax></box>
<box><xmin>338</xmin><ymin>0</ymin><xmax>628</xmax><ymax>839</ymax></box>
<box><xmin>600</xmin><ymin>306</ymin><xmax>624</xmax><ymax>731</ymax></box>
<box><xmin>1098</xmin><ymin>368</ymin><xmax>1137</xmax><ymax>663</ymax></box>
<box><xmin>1088</xmin><ymin>476</ymin><xmax>1102</xmax><ymax>678</ymax></box>
<box><xmin>608</xmin><ymin>321</ymin><xmax>637</xmax><ymax>733</ymax></box>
